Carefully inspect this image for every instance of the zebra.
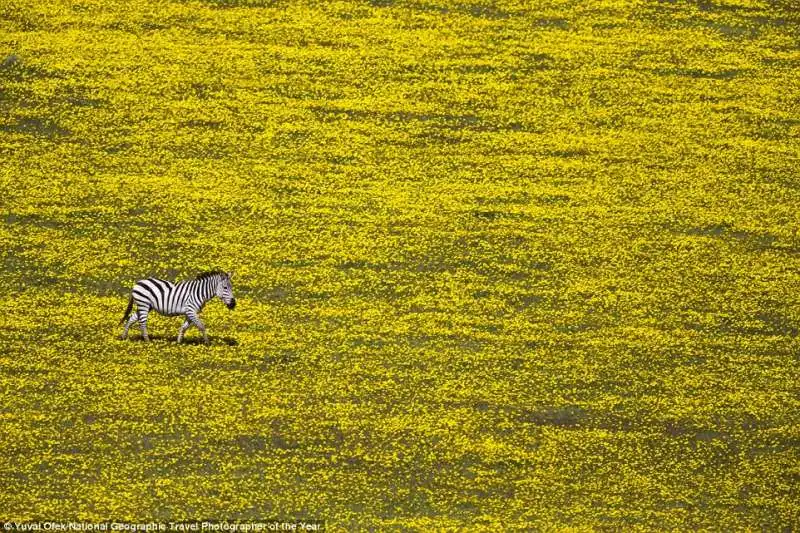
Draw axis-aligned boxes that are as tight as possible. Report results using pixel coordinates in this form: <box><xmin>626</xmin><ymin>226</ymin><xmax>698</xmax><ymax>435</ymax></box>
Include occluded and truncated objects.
<box><xmin>120</xmin><ymin>270</ymin><xmax>236</xmax><ymax>344</ymax></box>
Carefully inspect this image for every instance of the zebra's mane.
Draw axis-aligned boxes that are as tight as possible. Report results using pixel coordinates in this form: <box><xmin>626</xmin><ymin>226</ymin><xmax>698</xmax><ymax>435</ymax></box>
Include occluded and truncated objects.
<box><xmin>195</xmin><ymin>270</ymin><xmax>226</xmax><ymax>281</ymax></box>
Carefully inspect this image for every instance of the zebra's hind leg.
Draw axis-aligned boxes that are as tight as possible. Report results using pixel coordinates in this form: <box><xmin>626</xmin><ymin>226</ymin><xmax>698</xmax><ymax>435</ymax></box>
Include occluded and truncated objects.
<box><xmin>138</xmin><ymin>307</ymin><xmax>151</xmax><ymax>342</ymax></box>
<box><xmin>120</xmin><ymin>312</ymin><xmax>138</xmax><ymax>340</ymax></box>
<box><xmin>177</xmin><ymin>319</ymin><xmax>191</xmax><ymax>344</ymax></box>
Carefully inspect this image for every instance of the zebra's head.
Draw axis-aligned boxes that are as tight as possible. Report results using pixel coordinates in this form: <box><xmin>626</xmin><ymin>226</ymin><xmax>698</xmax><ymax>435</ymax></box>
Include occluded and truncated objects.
<box><xmin>216</xmin><ymin>272</ymin><xmax>236</xmax><ymax>310</ymax></box>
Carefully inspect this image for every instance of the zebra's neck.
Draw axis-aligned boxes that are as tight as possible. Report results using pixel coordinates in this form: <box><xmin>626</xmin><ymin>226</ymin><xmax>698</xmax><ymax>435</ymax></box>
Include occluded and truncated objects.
<box><xmin>193</xmin><ymin>275</ymin><xmax>219</xmax><ymax>304</ymax></box>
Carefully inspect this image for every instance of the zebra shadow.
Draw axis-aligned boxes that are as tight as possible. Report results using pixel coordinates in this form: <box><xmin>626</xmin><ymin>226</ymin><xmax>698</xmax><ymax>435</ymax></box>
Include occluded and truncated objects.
<box><xmin>123</xmin><ymin>335</ymin><xmax>239</xmax><ymax>346</ymax></box>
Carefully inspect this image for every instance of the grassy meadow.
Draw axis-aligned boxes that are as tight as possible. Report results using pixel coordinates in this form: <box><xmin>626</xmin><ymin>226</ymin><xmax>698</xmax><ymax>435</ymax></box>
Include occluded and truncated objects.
<box><xmin>1</xmin><ymin>0</ymin><xmax>799</xmax><ymax>529</ymax></box>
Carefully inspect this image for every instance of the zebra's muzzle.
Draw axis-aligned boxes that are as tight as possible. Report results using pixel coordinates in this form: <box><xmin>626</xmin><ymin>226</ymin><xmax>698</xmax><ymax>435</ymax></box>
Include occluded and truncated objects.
<box><xmin>227</xmin><ymin>298</ymin><xmax>236</xmax><ymax>310</ymax></box>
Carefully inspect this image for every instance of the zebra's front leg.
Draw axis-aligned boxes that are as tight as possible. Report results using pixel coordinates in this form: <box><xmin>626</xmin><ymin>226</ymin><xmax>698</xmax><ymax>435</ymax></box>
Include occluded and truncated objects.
<box><xmin>120</xmin><ymin>312</ymin><xmax>138</xmax><ymax>340</ymax></box>
<box><xmin>186</xmin><ymin>310</ymin><xmax>208</xmax><ymax>345</ymax></box>
<box><xmin>177</xmin><ymin>319</ymin><xmax>192</xmax><ymax>344</ymax></box>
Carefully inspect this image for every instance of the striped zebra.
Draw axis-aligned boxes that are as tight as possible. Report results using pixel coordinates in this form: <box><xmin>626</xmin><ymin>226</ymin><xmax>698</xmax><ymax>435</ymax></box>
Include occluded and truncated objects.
<box><xmin>120</xmin><ymin>270</ymin><xmax>236</xmax><ymax>344</ymax></box>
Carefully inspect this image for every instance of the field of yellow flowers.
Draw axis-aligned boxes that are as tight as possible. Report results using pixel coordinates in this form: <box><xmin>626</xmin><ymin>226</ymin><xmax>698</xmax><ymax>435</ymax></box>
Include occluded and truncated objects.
<box><xmin>1</xmin><ymin>0</ymin><xmax>799</xmax><ymax>529</ymax></box>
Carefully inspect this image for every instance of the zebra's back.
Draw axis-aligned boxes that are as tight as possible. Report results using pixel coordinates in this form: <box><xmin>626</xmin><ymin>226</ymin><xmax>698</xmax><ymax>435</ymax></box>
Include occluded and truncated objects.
<box><xmin>132</xmin><ymin>278</ymin><xmax>186</xmax><ymax>316</ymax></box>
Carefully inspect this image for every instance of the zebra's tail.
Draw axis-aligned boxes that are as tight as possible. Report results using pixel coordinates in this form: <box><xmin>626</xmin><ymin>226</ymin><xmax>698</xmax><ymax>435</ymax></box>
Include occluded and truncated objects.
<box><xmin>120</xmin><ymin>295</ymin><xmax>134</xmax><ymax>325</ymax></box>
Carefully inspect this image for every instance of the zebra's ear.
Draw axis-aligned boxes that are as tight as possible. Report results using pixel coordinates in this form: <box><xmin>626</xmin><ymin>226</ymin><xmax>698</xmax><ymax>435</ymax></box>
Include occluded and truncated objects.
<box><xmin>228</xmin><ymin>271</ymin><xmax>234</xmax><ymax>279</ymax></box>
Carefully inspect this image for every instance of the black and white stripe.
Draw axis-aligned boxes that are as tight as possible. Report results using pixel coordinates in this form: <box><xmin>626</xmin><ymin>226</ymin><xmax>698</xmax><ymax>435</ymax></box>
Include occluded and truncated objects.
<box><xmin>120</xmin><ymin>270</ymin><xmax>236</xmax><ymax>344</ymax></box>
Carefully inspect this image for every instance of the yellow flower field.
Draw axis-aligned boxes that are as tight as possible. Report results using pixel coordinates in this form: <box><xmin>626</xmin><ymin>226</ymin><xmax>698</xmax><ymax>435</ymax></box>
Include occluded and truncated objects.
<box><xmin>1</xmin><ymin>0</ymin><xmax>799</xmax><ymax>529</ymax></box>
